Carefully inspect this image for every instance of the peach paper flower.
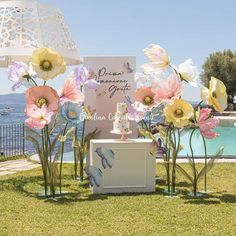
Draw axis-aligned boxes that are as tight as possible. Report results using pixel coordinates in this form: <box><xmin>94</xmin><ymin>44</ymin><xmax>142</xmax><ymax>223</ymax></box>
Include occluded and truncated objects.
<box><xmin>152</xmin><ymin>73</ymin><xmax>182</xmax><ymax>103</ymax></box>
<box><xmin>134</xmin><ymin>87</ymin><xmax>158</xmax><ymax>110</ymax></box>
<box><xmin>197</xmin><ymin>108</ymin><xmax>220</xmax><ymax>139</ymax></box>
<box><xmin>26</xmin><ymin>86</ymin><xmax>59</xmax><ymax>113</ymax></box>
<box><xmin>57</xmin><ymin>78</ymin><xmax>84</xmax><ymax>105</ymax></box>
<box><xmin>25</xmin><ymin>105</ymin><xmax>53</xmax><ymax>129</ymax></box>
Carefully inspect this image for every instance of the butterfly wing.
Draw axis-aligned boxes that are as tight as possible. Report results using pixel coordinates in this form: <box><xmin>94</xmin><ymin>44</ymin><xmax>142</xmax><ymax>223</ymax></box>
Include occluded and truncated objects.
<box><xmin>124</xmin><ymin>62</ymin><xmax>133</xmax><ymax>73</ymax></box>
<box><xmin>102</xmin><ymin>147</ymin><xmax>115</xmax><ymax>168</ymax></box>
<box><xmin>85</xmin><ymin>165</ymin><xmax>103</xmax><ymax>187</ymax></box>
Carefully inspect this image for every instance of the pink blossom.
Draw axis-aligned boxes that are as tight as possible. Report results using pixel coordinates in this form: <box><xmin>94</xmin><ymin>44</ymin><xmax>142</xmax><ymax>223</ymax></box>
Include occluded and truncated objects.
<box><xmin>152</xmin><ymin>73</ymin><xmax>182</xmax><ymax>103</ymax></box>
<box><xmin>197</xmin><ymin>108</ymin><xmax>220</xmax><ymax>139</ymax></box>
<box><xmin>25</xmin><ymin>105</ymin><xmax>53</xmax><ymax>129</ymax></box>
<box><xmin>25</xmin><ymin>86</ymin><xmax>59</xmax><ymax>113</ymax></box>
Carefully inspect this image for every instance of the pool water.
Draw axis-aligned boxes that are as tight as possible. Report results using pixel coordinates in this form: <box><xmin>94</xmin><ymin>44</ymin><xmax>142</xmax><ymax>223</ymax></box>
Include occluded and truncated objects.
<box><xmin>178</xmin><ymin>126</ymin><xmax>236</xmax><ymax>157</ymax></box>
<box><xmin>61</xmin><ymin>125</ymin><xmax>236</xmax><ymax>161</ymax></box>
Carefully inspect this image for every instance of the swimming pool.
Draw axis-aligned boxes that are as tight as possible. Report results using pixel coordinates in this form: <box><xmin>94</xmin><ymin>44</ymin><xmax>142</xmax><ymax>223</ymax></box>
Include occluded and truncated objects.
<box><xmin>178</xmin><ymin>125</ymin><xmax>236</xmax><ymax>157</ymax></box>
<box><xmin>55</xmin><ymin>125</ymin><xmax>236</xmax><ymax>162</ymax></box>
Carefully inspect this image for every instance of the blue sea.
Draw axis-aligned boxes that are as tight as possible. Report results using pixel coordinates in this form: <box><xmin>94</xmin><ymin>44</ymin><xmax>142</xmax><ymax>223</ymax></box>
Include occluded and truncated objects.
<box><xmin>0</xmin><ymin>93</ymin><xmax>75</xmax><ymax>154</ymax></box>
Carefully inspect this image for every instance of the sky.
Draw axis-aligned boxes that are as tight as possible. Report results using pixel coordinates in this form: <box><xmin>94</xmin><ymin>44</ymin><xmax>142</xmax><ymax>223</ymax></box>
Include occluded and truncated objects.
<box><xmin>1</xmin><ymin>0</ymin><xmax>236</xmax><ymax>101</ymax></box>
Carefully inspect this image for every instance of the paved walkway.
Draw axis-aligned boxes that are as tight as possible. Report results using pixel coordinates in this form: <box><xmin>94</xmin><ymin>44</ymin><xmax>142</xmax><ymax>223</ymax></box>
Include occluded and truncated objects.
<box><xmin>0</xmin><ymin>159</ymin><xmax>40</xmax><ymax>176</ymax></box>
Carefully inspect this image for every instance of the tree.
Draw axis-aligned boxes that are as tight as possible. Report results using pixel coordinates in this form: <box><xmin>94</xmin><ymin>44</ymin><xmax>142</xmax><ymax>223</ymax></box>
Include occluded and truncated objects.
<box><xmin>201</xmin><ymin>49</ymin><xmax>236</xmax><ymax>96</ymax></box>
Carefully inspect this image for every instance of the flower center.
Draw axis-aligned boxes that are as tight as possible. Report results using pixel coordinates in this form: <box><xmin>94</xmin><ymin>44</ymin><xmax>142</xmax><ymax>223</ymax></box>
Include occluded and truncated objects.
<box><xmin>36</xmin><ymin>98</ymin><xmax>48</xmax><ymax>108</ymax></box>
<box><xmin>174</xmin><ymin>109</ymin><xmax>184</xmax><ymax>117</ymax></box>
<box><xmin>212</xmin><ymin>91</ymin><xmax>217</xmax><ymax>98</ymax></box>
<box><xmin>143</xmin><ymin>96</ymin><xmax>153</xmax><ymax>105</ymax></box>
<box><xmin>38</xmin><ymin>115</ymin><xmax>45</xmax><ymax>121</ymax></box>
<box><xmin>68</xmin><ymin>111</ymin><xmax>77</xmax><ymax>119</ymax></box>
<box><xmin>40</xmin><ymin>60</ymin><xmax>53</xmax><ymax>71</ymax></box>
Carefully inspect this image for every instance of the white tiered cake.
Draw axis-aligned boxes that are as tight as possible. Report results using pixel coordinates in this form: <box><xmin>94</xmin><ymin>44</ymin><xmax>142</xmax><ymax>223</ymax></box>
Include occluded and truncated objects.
<box><xmin>111</xmin><ymin>103</ymin><xmax>132</xmax><ymax>139</ymax></box>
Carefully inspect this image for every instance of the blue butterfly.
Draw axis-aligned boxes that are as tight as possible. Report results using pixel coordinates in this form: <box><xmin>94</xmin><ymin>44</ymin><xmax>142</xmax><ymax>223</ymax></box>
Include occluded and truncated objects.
<box><xmin>85</xmin><ymin>165</ymin><xmax>103</xmax><ymax>187</ymax></box>
<box><xmin>95</xmin><ymin>147</ymin><xmax>115</xmax><ymax>169</ymax></box>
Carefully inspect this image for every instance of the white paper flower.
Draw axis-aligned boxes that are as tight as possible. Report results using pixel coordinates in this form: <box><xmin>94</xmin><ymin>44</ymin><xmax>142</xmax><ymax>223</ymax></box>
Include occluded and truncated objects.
<box><xmin>141</xmin><ymin>44</ymin><xmax>170</xmax><ymax>73</ymax></box>
<box><xmin>178</xmin><ymin>59</ymin><xmax>198</xmax><ymax>87</ymax></box>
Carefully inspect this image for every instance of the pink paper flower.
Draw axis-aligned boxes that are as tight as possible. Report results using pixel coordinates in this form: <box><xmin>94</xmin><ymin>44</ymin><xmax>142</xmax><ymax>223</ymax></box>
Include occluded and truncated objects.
<box><xmin>25</xmin><ymin>105</ymin><xmax>53</xmax><ymax>129</ymax></box>
<box><xmin>134</xmin><ymin>87</ymin><xmax>158</xmax><ymax>110</ymax></box>
<box><xmin>57</xmin><ymin>78</ymin><xmax>84</xmax><ymax>105</ymax></box>
<box><xmin>197</xmin><ymin>108</ymin><xmax>220</xmax><ymax>139</ymax></box>
<box><xmin>152</xmin><ymin>73</ymin><xmax>182</xmax><ymax>103</ymax></box>
<box><xmin>25</xmin><ymin>86</ymin><xmax>60</xmax><ymax>113</ymax></box>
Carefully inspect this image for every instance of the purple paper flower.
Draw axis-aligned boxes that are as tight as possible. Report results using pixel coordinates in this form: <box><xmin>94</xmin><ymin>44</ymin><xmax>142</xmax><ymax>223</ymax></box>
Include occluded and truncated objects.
<box><xmin>156</xmin><ymin>138</ymin><xmax>166</xmax><ymax>156</ymax></box>
<box><xmin>7</xmin><ymin>62</ymin><xmax>36</xmax><ymax>91</ymax></box>
<box><xmin>73</xmin><ymin>66</ymin><xmax>100</xmax><ymax>90</ymax></box>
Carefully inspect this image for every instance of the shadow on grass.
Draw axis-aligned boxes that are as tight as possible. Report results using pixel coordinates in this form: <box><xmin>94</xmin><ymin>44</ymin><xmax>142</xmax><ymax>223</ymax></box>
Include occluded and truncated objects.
<box><xmin>1</xmin><ymin>172</ymin><xmax>235</xmax><ymax>205</ymax></box>
<box><xmin>220</xmin><ymin>194</ymin><xmax>236</xmax><ymax>203</ymax></box>
<box><xmin>180</xmin><ymin>191</ymin><xmax>236</xmax><ymax>205</ymax></box>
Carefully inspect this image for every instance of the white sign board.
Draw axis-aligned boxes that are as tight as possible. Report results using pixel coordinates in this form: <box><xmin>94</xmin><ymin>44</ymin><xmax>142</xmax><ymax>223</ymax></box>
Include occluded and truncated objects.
<box><xmin>84</xmin><ymin>56</ymin><xmax>137</xmax><ymax>138</ymax></box>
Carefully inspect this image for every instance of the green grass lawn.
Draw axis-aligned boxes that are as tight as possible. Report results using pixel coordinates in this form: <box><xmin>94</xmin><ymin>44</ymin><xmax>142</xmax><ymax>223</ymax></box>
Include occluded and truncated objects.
<box><xmin>0</xmin><ymin>163</ymin><xmax>235</xmax><ymax>236</ymax></box>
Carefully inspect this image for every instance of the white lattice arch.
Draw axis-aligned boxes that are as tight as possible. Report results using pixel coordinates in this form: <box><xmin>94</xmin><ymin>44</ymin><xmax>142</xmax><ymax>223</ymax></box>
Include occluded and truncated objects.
<box><xmin>0</xmin><ymin>0</ymin><xmax>81</xmax><ymax>67</ymax></box>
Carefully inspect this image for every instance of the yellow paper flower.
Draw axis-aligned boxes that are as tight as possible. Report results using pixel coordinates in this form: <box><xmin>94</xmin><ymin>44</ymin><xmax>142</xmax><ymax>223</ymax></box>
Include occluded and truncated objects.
<box><xmin>164</xmin><ymin>99</ymin><xmax>194</xmax><ymax>128</ymax></box>
<box><xmin>31</xmin><ymin>48</ymin><xmax>66</xmax><ymax>81</ymax></box>
<box><xmin>201</xmin><ymin>77</ymin><xmax>227</xmax><ymax>112</ymax></box>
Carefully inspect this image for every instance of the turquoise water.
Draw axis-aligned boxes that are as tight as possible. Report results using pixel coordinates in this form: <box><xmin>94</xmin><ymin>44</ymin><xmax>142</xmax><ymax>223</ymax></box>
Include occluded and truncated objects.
<box><xmin>178</xmin><ymin>125</ymin><xmax>236</xmax><ymax>157</ymax></box>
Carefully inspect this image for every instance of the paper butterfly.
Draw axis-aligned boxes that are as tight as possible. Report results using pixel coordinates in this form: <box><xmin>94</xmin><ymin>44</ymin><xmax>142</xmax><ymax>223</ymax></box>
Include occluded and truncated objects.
<box><xmin>95</xmin><ymin>147</ymin><xmax>115</xmax><ymax>169</ymax></box>
<box><xmin>85</xmin><ymin>165</ymin><xmax>103</xmax><ymax>187</ymax></box>
<box><xmin>124</xmin><ymin>62</ymin><xmax>133</xmax><ymax>74</ymax></box>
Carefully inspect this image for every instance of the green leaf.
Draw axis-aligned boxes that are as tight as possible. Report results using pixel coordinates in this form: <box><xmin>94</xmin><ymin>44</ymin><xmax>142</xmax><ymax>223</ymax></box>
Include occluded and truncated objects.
<box><xmin>175</xmin><ymin>163</ymin><xmax>194</xmax><ymax>184</ymax></box>
<box><xmin>25</xmin><ymin>126</ymin><xmax>41</xmax><ymax>141</ymax></box>
<box><xmin>197</xmin><ymin>146</ymin><xmax>224</xmax><ymax>182</ymax></box>
<box><xmin>138</xmin><ymin>128</ymin><xmax>155</xmax><ymax>141</ymax></box>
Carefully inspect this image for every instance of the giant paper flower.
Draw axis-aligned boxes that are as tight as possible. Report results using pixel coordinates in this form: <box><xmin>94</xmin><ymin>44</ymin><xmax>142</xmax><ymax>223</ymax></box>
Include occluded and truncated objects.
<box><xmin>26</xmin><ymin>86</ymin><xmax>60</xmax><ymax>113</ymax></box>
<box><xmin>196</xmin><ymin>108</ymin><xmax>220</xmax><ymax>139</ymax></box>
<box><xmin>178</xmin><ymin>59</ymin><xmax>198</xmax><ymax>87</ymax></box>
<box><xmin>25</xmin><ymin>105</ymin><xmax>53</xmax><ymax>129</ymax></box>
<box><xmin>164</xmin><ymin>99</ymin><xmax>194</xmax><ymax>128</ymax></box>
<box><xmin>201</xmin><ymin>77</ymin><xmax>227</xmax><ymax>112</ymax></box>
<box><xmin>134</xmin><ymin>87</ymin><xmax>158</xmax><ymax>110</ymax></box>
<box><xmin>73</xmin><ymin>66</ymin><xmax>100</xmax><ymax>90</ymax></box>
<box><xmin>57</xmin><ymin>78</ymin><xmax>84</xmax><ymax>105</ymax></box>
<box><xmin>152</xmin><ymin>73</ymin><xmax>182</xmax><ymax>103</ymax></box>
<box><xmin>31</xmin><ymin>48</ymin><xmax>66</xmax><ymax>81</ymax></box>
<box><xmin>60</xmin><ymin>101</ymin><xmax>86</xmax><ymax>125</ymax></box>
<box><xmin>141</xmin><ymin>44</ymin><xmax>170</xmax><ymax>73</ymax></box>
<box><xmin>7</xmin><ymin>62</ymin><xmax>36</xmax><ymax>91</ymax></box>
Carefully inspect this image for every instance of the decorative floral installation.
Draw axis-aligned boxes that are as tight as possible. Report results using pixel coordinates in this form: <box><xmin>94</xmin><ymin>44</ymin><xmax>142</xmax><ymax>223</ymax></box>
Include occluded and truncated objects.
<box><xmin>7</xmin><ymin>48</ymin><xmax>101</xmax><ymax>198</ymax></box>
<box><xmin>31</xmin><ymin>47</ymin><xmax>66</xmax><ymax>81</ymax></box>
<box><xmin>7</xmin><ymin>61</ymin><xmax>36</xmax><ymax>91</ymax></box>
<box><xmin>130</xmin><ymin>43</ymin><xmax>227</xmax><ymax>196</ymax></box>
